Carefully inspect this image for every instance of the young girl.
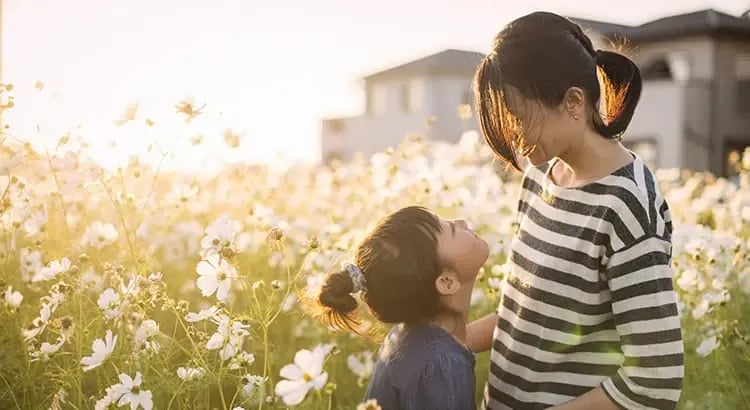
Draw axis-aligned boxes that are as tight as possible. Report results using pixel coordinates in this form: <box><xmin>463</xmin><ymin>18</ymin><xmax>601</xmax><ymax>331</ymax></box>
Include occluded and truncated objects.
<box><xmin>316</xmin><ymin>205</ymin><xmax>489</xmax><ymax>410</ymax></box>
<box><xmin>469</xmin><ymin>11</ymin><xmax>684</xmax><ymax>410</ymax></box>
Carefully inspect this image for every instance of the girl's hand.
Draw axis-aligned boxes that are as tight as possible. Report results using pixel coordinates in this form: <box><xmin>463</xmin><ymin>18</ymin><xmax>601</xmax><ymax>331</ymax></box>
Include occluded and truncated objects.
<box><xmin>466</xmin><ymin>313</ymin><xmax>497</xmax><ymax>353</ymax></box>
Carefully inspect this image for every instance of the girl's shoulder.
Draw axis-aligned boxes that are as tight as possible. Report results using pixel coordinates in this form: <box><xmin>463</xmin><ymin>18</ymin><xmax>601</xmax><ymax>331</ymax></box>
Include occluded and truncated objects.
<box><xmin>380</xmin><ymin>324</ymin><xmax>475</xmax><ymax>371</ymax></box>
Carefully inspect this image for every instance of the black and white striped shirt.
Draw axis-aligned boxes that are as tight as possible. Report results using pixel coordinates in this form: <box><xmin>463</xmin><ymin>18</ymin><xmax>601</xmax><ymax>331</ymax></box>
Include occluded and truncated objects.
<box><xmin>485</xmin><ymin>155</ymin><xmax>684</xmax><ymax>409</ymax></box>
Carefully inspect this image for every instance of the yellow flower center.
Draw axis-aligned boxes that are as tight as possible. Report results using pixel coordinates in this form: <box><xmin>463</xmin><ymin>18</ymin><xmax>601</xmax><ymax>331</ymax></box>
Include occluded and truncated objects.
<box><xmin>303</xmin><ymin>373</ymin><xmax>313</xmax><ymax>382</ymax></box>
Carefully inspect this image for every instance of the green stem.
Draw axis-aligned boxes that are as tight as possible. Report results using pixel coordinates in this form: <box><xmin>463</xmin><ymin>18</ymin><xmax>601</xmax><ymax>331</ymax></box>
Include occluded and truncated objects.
<box><xmin>98</xmin><ymin>176</ymin><xmax>139</xmax><ymax>269</ymax></box>
<box><xmin>258</xmin><ymin>325</ymin><xmax>269</xmax><ymax>410</ymax></box>
<box><xmin>218</xmin><ymin>351</ymin><xmax>227</xmax><ymax>410</ymax></box>
<box><xmin>166</xmin><ymin>380</ymin><xmax>187</xmax><ymax>410</ymax></box>
<box><xmin>0</xmin><ymin>372</ymin><xmax>20</xmax><ymax>409</ymax></box>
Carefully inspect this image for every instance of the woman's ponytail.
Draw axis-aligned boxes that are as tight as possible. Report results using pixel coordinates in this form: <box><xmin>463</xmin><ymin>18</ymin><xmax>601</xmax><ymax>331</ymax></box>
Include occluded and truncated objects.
<box><xmin>593</xmin><ymin>50</ymin><xmax>642</xmax><ymax>140</ymax></box>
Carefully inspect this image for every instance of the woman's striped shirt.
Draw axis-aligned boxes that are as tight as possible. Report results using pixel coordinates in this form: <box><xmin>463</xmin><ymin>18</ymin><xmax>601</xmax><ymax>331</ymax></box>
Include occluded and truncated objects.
<box><xmin>484</xmin><ymin>155</ymin><xmax>684</xmax><ymax>409</ymax></box>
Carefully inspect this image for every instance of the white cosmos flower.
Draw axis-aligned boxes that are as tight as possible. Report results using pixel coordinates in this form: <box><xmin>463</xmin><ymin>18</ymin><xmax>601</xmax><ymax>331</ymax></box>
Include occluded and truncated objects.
<box><xmin>4</xmin><ymin>286</ymin><xmax>23</xmax><ymax>308</ymax></box>
<box><xmin>281</xmin><ymin>294</ymin><xmax>297</xmax><ymax>312</ymax></box>
<box><xmin>30</xmin><ymin>337</ymin><xmax>65</xmax><ymax>362</ymax></box>
<box><xmin>0</xmin><ymin>145</ymin><xmax>23</xmax><ymax>175</ymax></box>
<box><xmin>347</xmin><ymin>352</ymin><xmax>374</xmax><ymax>383</ymax></box>
<box><xmin>97</xmin><ymin>288</ymin><xmax>122</xmax><ymax>321</ymax></box>
<box><xmin>185</xmin><ymin>305</ymin><xmax>220</xmax><ymax>322</ymax></box>
<box><xmin>241</xmin><ymin>374</ymin><xmax>267</xmax><ymax>400</ymax></box>
<box><xmin>23</xmin><ymin>208</ymin><xmax>47</xmax><ymax>237</ymax></box>
<box><xmin>274</xmin><ymin>347</ymin><xmax>329</xmax><ymax>406</ymax></box>
<box><xmin>116</xmin><ymin>372</ymin><xmax>153</xmax><ymax>410</ymax></box>
<box><xmin>19</xmin><ymin>248</ymin><xmax>43</xmax><ymax>282</ymax></box>
<box><xmin>196</xmin><ymin>254</ymin><xmax>238</xmax><ymax>301</ymax></box>
<box><xmin>23</xmin><ymin>301</ymin><xmax>57</xmax><ymax>341</ymax></box>
<box><xmin>677</xmin><ymin>269</ymin><xmax>699</xmax><ymax>292</ymax></box>
<box><xmin>228</xmin><ymin>351</ymin><xmax>256</xmax><ymax>369</ymax></box>
<box><xmin>176</xmin><ymin>366</ymin><xmax>205</xmax><ymax>381</ymax></box>
<box><xmin>81</xmin><ymin>221</ymin><xmax>119</xmax><ymax>249</ymax></box>
<box><xmin>33</xmin><ymin>257</ymin><xmax>71</xmax><ymax>282</ymax></box>
<box><xmin>134</xmin><ymin>320</ymin><xmax>161</xmax><ymax>354</ymax></box>
<box><xmin>205</xmin><ymin>314</ymin><xmax>250</xmax><ymax>361</ymax></box>
<box><xmin>200</xmin><ymin>214</ymin><xmax>242</xmax><ymax>257</ymax></box>
<box><xmin>357</xmin><ymin>399</ymin><xmax>383</xmax><ymax>410</ymax></box>
<box><xmin>696</xmin><ymin>335</ymin><xmax>720</xmax><ymax>357</ymax></box>
<box><xmin>80</xmin><ymin>330</ymin><xmax>117</xmax><ymax>371</ymax></box>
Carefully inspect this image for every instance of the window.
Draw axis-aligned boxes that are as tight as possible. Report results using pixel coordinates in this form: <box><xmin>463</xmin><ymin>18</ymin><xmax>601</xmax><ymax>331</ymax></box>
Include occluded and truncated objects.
<box><xmin>736</xmin><ymin>53</ymin><xmax>750</xmax><ymax>114</ymax></box>
<box><xmin>641</xmin><ymin>52</ymin><xmax>690</xmax><ymax>83</ymax></box>
<box><xmin>667</xmin><ymin>52</ymin><xmax>691</xmax><ymax>83</ymax></box>
<box><xmin>623</xmin><ymin>139</ymin><xmax>659</xmax><ymax>169</ymax></box>
<box><xmin>724</xmin><ymin>141</ymin><xmax>749</xmax><ymax>180</ymax></box>
<box><xmin>326</xmin><ymin>119</ymin><xmax>346</xmax><ymax>134</ymax></box>
<box><xmin>401</xmin><ymin>79</ymin><xmax>423</xmax><ymax>113</ymax></box>
<box><xmin>369</xmin><ymin>84</ymin><xmax>388</xmax><ymax>115</ymax></box>
<box><xmin>324</xmin><ymin>151</ymin><xmax>344</xmax><ymax>164</ymax></box>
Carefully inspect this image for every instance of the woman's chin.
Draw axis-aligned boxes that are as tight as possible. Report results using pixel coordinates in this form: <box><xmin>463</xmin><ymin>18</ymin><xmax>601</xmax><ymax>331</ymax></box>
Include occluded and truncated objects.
<box><xmin>526</xmin><ymin>155</ymin><xmax>546</xmax><ymax>166</ymax></box>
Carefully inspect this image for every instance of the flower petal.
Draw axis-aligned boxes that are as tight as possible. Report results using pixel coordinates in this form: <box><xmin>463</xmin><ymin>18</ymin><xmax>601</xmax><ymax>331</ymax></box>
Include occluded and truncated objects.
<box><xmin>279</xmin><ymin>363</ymin><xmax>303</xmax><ymax>381</ymax></box>
<box><xmin>275</xmin><ymin>380</ymin><xmax>308</xmax><ymax>406</ymax></box>
<box><xmin>197</xmin><ymin>276</ymin><xmax>218</xmax><ymax>297</ymax></box>
<box><xmin>216</xmin><ymin>282</ymin><xmax>230</xmax><ymax>301</ymax></box>
<box><xmin>293</xmin><ymin>349</ymin><xmax>315</xmax><ymax>373</ymax></box>
<box><xmin>312</xmin><ymin>372</ymin><xmax>328</xmax><ymax>390</ymax></box>
<box><xmin>196</xmin><ymin>260</ymin><xmax>216</xmax><ymax>277</ymax></box>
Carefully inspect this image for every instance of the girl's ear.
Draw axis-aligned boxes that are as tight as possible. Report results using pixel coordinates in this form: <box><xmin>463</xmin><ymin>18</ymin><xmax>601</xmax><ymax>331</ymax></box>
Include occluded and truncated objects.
<box><xmin>435</xmin><ymin>272</ymin><xmax>461</xmax><ymax>296</ymax></box>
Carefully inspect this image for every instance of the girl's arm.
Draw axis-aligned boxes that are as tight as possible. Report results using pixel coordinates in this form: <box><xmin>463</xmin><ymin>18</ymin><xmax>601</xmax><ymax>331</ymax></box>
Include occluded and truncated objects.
<box><xmin>466</xmin><ymin>312</ymin><xmax>497</xmax><ymax>353</ymax></box>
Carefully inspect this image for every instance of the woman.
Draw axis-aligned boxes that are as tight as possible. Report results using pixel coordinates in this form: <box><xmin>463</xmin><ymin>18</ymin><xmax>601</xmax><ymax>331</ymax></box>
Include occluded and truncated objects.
<box><xmin>467</xmin><ymin>11</ymin><xmax>684</xmax><ymax>410</ymax></box>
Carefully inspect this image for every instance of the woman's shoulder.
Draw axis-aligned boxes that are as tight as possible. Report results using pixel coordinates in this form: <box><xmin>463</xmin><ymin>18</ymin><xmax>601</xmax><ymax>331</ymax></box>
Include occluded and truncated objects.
<box><xmin>594</xmin><ymin>157</ymin><xmax>673</xmax><ymax>247</ymax></box>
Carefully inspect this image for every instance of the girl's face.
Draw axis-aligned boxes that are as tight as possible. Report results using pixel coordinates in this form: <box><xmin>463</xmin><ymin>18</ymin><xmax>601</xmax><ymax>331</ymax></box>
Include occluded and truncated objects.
<box><xmin>435</xmin><ymin>217</ymin><xmax>489</xmax><ymax>283</ymax></box>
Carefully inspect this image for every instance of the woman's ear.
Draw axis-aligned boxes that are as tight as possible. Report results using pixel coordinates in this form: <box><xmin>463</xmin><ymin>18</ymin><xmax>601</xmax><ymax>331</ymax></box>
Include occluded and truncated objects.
<box><xmin>562</xmin><ymin>86</ymin><xmax>586</xmax><ymax>118</ymax></box>
<box><xmin>435</xmin><ymin>272</ymin><xmax>461</xmax><ymax>296</ymax></box>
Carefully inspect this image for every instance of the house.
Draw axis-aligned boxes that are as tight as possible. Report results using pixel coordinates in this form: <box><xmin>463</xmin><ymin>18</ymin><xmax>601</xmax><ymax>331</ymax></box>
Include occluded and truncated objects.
<box><xmin>321</xmin><ymin>9</ymin><xmax>750</xmax><ymax>177</ymax></box>
<box><xmin>572</xmin><ymin>9</ymin><xmax>750</xmax><ymax>177</ymax></box>
<box><xmin>320</xmin><ymin>49</ymin><xmax>484</xmax><ymax>163</ymax></box>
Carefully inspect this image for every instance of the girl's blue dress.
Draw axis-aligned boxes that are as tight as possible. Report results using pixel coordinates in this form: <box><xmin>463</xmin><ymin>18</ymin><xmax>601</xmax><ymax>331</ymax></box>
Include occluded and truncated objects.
<box><xmin>363</xmin><ymin>323</ymin><xmax>476</xmax><ymax>410</ymax></box>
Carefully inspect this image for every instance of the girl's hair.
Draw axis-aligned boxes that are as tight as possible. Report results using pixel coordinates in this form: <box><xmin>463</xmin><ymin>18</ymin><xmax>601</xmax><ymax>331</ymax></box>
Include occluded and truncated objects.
<box><xmin>473</xmin><ymin>11</ymin><xmax>642</xmax><ymax>171</ymax></box>
<box><xmin>316</xmin><ymin>206</ymin><xmax>445</xmax><ymax>334</ymax></box>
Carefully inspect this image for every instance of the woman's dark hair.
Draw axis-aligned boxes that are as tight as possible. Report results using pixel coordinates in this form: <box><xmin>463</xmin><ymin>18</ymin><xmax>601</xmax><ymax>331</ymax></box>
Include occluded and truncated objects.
<box><xmin>473</xmin><ymin>11</ymin><xmax>642</xmax><ymax>171</ymax></box>
<box><xmin>316</xmin><ymin>206</ymin><xmax>444</xmax><ymax>334</ymax></box>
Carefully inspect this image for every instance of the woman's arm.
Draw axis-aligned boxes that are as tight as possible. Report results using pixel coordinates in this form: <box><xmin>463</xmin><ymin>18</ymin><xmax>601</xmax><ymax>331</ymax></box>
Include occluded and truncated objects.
<box><xmin>557</xmin><ymin>234</ymin><xmax>684</xmax><ymax>409</ymax></box>
<box><xmin>549</xmin><ymin>387</ymin><xmax>621</xmax><ymax>410</ymax></box>
<box><xmin>466</xmin><ymin>312</ymin><xmax>497</xmax><ymax>353</ymax></box>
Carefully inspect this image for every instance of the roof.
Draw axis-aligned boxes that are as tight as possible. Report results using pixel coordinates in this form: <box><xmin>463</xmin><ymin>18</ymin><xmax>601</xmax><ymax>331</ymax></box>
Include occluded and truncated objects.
<box><xmin>571</xmin><ymin>9</ymin><xmax>750</xmax><ymax>43</ymax></box>
<box><xmin>362</xmin><ymin>49</ymin><xmax>485</xmax><ymax>81</ymax></box>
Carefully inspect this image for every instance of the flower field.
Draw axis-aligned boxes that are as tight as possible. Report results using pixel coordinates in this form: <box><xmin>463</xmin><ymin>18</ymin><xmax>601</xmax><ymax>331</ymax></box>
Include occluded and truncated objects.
<box><xmin>1</xmin><ymin>112</ymin><xmax>749</xmax><ymax>409</ymax></box>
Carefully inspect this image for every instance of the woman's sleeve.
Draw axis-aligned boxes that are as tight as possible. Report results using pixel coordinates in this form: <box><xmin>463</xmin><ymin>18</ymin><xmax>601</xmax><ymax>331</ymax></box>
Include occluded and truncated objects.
<box><xmin>406</xmin><ymin>352</ymin><xmax>476</xmax><ymax>410</ymax></box>
<box><xmin>600</xmin><ymin>233</ymin><xmax>684</xmax><ymax>409</ymax></box>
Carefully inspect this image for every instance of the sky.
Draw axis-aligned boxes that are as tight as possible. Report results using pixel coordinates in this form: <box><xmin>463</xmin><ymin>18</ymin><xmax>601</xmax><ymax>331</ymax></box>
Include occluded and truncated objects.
<box><xmin>3</xmin><ymin>0</ymin><xmax>748</xmax><ymax>170</ymax></box>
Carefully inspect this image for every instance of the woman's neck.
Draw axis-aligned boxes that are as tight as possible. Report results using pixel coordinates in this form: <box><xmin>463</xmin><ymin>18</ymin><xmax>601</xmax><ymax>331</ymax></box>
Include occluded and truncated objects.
<box><xmin>556</xmin><ymin>130</ymin><xmax>632</xmax><ymax>184</ymax></box>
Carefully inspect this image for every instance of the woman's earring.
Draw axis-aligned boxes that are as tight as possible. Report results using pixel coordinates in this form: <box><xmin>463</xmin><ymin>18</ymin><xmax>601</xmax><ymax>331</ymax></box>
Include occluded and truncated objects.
<box><xmin>573</xmin><ymin>114</ymin><xmax>579</xmax><ymax>120</ymax></box>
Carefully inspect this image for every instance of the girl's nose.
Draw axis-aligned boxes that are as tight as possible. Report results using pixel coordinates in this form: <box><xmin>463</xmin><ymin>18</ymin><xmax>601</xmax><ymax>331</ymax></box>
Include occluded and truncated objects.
<box><xmin>455</xmin><ymin>219</ymin><xmax>469</xmax><ymax>230</ymax></box>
